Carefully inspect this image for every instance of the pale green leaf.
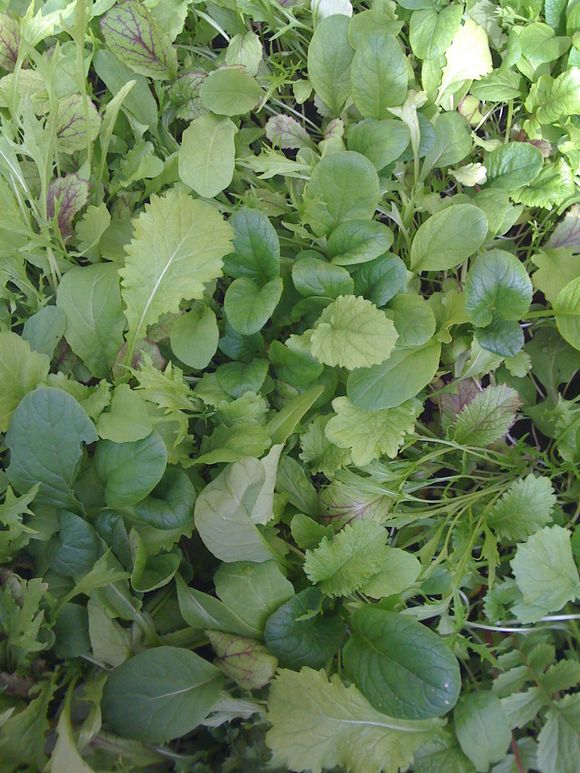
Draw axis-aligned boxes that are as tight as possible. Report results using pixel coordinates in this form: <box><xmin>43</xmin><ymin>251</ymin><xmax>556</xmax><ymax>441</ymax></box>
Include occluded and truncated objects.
<box><xmin>555</xmin><ymin>275</ymin><xmax>580</xmax><ymax>351</ymax></box>
<box><xmin>439</xmin><ymin>20</ymin><xmax>493</xmax><ymax>100</ymax></box>
<box><xmin>0</xmin><ymin>332</ymin><xmax>50</xmax><ymax>433</ymax></box>
<box><xmin>410</xmin><ymin>204</ymin><xmax>488</xmax><ymax>272</ymax></box>
<box><xmin>537</xmin><ymin>694</ymin><xmax>580</xmax><ymax>773</ymax></box>
<box><xmin>487</xmin><ymin>475</ymin><xmax>556</xmax><ymax>542</ymax></box>
<box><xmin>178</xmin><ymin>113</ymin><xmax>236</xmax><ymax>199</ymax></box>
<box><xmin>452</xmin><ymin>385</ymin><xmax>521</xmax><ymax>446</ymax></box>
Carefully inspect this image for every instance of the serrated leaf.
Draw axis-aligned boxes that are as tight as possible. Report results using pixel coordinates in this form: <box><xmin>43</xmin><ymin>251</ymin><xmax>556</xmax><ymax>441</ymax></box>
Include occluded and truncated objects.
<box><xmin>487</xmin><ymin>474</ymin><xmax>556</xmax><ymax>542</ymax></box>
<box><xmin>537</xmin><ymin>694</ymin><xmax>580</xmax><ymax>773</ymax></box>
<box><xmin>539</xmin><ymin>660</ymin><xmax>580</xmax><ymax>695</ymax></box>
<box><xmin>309</xmin><ymin>295</ymin><xmax>398</xmax><ymax>369</ymax></box>
<box><xmin>452</xmin><ymin>385</ymin><xmax>521</xmax><ymax>446</ymax></box>
<box><xmin>501</xmin><ymin>688</ymin><xmax>545</xmax><ymax>729</ymax></box>
<box><xmin>304</xmin><ymin>520</ymin><xmax>389</xmax><ymax>596</ymax></box>
<box><xmin>0</xmin><ymin>332</ymin><xmax>50</xmax><ymax>433</ymax></box>
<box><xmin>300</xmin><ymin>415</ymin><xmax>352</xmax><ymax>476</ymax></box>
<box><xmin>266</xmin><ymin>668</ymin><xmax>445</xmax><ymax>773</ymax></box>
<box><xmin>511</xmin><ymin>525</ymin><xmax>580</xmax><ymax>622</ymax></box>
<box><xmin>439</xmin><ymin>20</ymin><xmax>492</xmax><ymax>100</ymax></box>
<box><xmin>325</xmin><ymin>396</ymin><xmax>420</xmax><ymax>466</ymax></box>
<box><xmin>120</xmin><ymin>189</ymin><xmax>232</xmax><ymax>357</ymax></box>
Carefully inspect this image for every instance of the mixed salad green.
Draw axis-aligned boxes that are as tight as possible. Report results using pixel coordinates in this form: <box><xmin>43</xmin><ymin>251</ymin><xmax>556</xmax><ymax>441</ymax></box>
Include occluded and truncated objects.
<box><xmin>0</xmin><ymin>0</ymin><xmax>579</xmax><ymax>770</ymax></box>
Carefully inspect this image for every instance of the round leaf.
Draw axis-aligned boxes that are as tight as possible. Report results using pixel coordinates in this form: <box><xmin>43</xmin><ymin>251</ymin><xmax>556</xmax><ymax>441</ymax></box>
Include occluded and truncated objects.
<box><xmin>410</xmin><ymin>204</ymin><xmax>488</xmax><ymax>272</ymax></box>
<box><xmin>170</xmin><ymin>305</ymin><xmax>219</xmax><ymax>369</ymax></box>
<box><xmin>555</xmin><ymin>275</ymin><xmax>580</xmax><ymax>351</ymax></box>
<box><xmin>292</xmin><ymin>257</ymin><xmax>354</xmax><ymax>298</ymax></box>
<box><xmin>347</xmin><ymin>118</ymin><xmax>410</xmax><ymax>170</ymax></box>
<box><xmin>101</xmin><ymin>646</ymin><xmax>223</xmax><ymax>742</ymax></box>
<box><xmin>464</xmin><ymin>249</ymin><xmax>532</xmax><ymax>327</ymax></box>
<box><xmin>178</xmin><ymin>114</ymin><xmax>236</xmax><ymax>199</ymax></box>
<box><xmin>328</xmin><ymin>220</ymin><xmax>394</xmax><ymax>266</ymax></box>
<box><xmin>351</xmin><ymin>30</ymin><xmax>408</xmax><ymax>117</ymax></box>
<box><xmin>264</xmin><ymin>588</ymin><xmax>346</xmax><ymax>669</ymax></box>
<box><xmin>200</xmin><ymin>68</ymin><xmax>263</xmax><ymax>116</ymax></box>
<box><xmin>224</xmin><ymin>277</ymin><xmax>283</xmax><ymax>335</ymax></box>
<box><xmin>343</xmin><ymin>608</ymin><xmax>461</xmax><ymax>719</ymax></box>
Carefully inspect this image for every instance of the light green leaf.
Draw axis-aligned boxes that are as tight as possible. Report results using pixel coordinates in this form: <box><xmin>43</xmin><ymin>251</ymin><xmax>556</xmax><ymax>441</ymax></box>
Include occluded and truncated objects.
<box><xmin>438</xmin><ymin>20</ymin><xmax>492</xmax><ymax>100</ymax></box>
<box><xmin>200</xmin><ymin>68</ymin><xmax>263</xmax><ymax>116</ymax></box>
<box><xmin>464</xmin><ymin>249</ymin><xmax>533</xmax><ymax>327</ymax></box>
<box><xmin>530</xmin><ymin>67</ymin><xmax>580</xmax><ymax>124</ymax></box>
<box><xmin>410</xmin><ymin>204</ymin><xmax>488</xmax><ymax>272</ymax></box>
<box><xmin>351</xmin><ymin>30</ymin><xmax>408</xmax><ymax>117</ymax></box>
<box><xmin>410</xmin><ymin>6</ymin><xmax>463</xmax><ymax>60</ymax></box>
<box><xmin>120</xmin><ymin>189</ymin><xmax>232</xmax><ymax>357</ymax></box>
<box><xmin>454</xmin><ymin>692</ymin><xmax>511</xmax><ymax>771</ymax></box>
<box><xmin>511</xmin><ymin>158</ymin><xmax>575</xmax><ymax>210</ymax></box>
<box><xmin>487</xmin><ymin>475</ymin><xmax>556</xmax><ymax>542</ymax></box>
<box><xmin>101</xmin><ymin>647</ymin><xmax>223</xmax><ymax>743</ymax></box>
<box><xmin>361</xmin><ymin>547</ymin><xmax>422</xmax><ymax>598</ymax></box>
<box><xmin>6</xmin><ymin>388</ymin><xmax>97</xmax><ymax>509</ymax></box>
<box><xmin>170</xmin><ymin>305</ymin><xmax>219</xmax><ymax>370</ymax></box>
<box><xmin>224</xmin><ymin>276</ymin><xmax>283</xmax><ymax>335</ymax></box>
<box><xmin>0</xmin><ymin>332</ymin><xmax>50</xmax><ymax>433</ymax></box>
<box><xmin>420</xmin><ymin>112</ymin><xmax>472</xmax><ymax>179</ymax></box>
<box><xmin>537</xmin><ymin>694</ymin><xmax>580</xmax><ymax>773</ymax></box>
<box><xmin>307</xmin><ymin>15</ymin><xmax>354</xmax><ymax>115</ymax></box>
<box><xmin>207</xmin><ymin>631</ymin><xmax>277</xmax><ymax>690</ymax></box>
<box><xmin>300</xmin><ymin>415</ymin><xmax>352</xmax><ymax>476</ymax></box>
<box><xmin>0</xmin><ymin>677</ymin><xmax>56</xmax><ymax>770</ymax></box>
<box><xmin>193</xmin><ymin>457</ymin><xmax>275</xmax><ymax>563</ymax></box>
<box><xmin>325</xmin><ymin>396</ymin><xmax>421</xmax><ymax>466</ymax></box>
<box><xmin>555</xmin><ymin>276</ymin><xmax>580</xmax><ymax>350</ymax></box>
<box><xmin>389</xmin><ymin>294</ymin><xmax>437</xmax><ymax>347</ymax></box>
<box><xmin>511</xmin><ymin>525</ymin><xmax>580</xmax><ymax>622</ymax></box>
<box><xmin>96</xmin><ymin>385</ymin><xmax>153</xmax><ymax>443</ymax></box>
<box><xmin>178</xmin><ymin>113</ymin><xmax>236</xmax><ymax>199</ymax></box>
<box><xmin>347</xmin><ymin>340</ymin><xmax>441</xmax><ymax>410</ymax></box>
<box><xmin>344</xmin><ymin>608</ymin><xmax>461</xmax><ymax>719</ymax></box>
<box><xmin>485</xmin><ymin>143</ymin><xmax>544</xmax><ymax>192</ymax></box>
<box><xmin>292</xmin><ymin>256</ymin><xmax>354</xmax><ymax>298</ymax></box>
<box><xmin>532</xmin><ymin>248</ymin><xmax>580</xmax><ymax>305</ymax></box>
<box><xmin>22</xmin><ymin>305</ymin><xmax>66</xmax><ymax>360</ymax></box>
<box><xmin>452</xmin><ymin>384</ymin><xmax>521</xmax><ymax>446</ymax></box>
<box><xmin>225</xmin><ymin>31</ymin><xmax>262</xmax><ymax>76</ymax></box>
<box><xmin>309</xmin><ymin>295</ymin><xmax>398</xmax><ymax>369</ymax></box>
<box><xmin>304</xmin><ymin>520</ymin><xmax>389</xmax><ymax>597</ymax></box>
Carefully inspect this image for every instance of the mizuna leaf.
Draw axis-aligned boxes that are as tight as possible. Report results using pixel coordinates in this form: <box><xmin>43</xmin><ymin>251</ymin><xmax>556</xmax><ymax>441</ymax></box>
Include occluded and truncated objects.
<box><xmin>266</xmin><ymin>668</ymin><xmax>444</xmax><ymax>773</ymax></box>
<box><xmin>120</xmin><ymin>189</ymin><xmax>233</xmax><ymax>359</ymax></box>
<box><xmin>451</xmin><ymin>384</ymin><xmax>521</xmax><ymax>446</ymax></box>
<box><xmin>309</xmin><ymin>294</ymin><xmax>398</xmax><ymax>369</ymax></box>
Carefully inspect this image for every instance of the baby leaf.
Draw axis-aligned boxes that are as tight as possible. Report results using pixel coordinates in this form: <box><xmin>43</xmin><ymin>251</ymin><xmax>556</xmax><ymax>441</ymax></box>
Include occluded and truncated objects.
<box><xmin>224</xmin><ymin>208</ymin><xmax>281</xmax><ymax>282</ymax></box>
<box><xmin>100</xmin><ymin>1</ymin><xmax>177</xmax><ymax>79</ymax></box>
<box><xmin>464</xmin><ymin>249</ymin><xmax>533</xmax><ymax>327</ymax></box>
<box><xmin>347</xmin><ymin>118</ymin><xmax>410</xmax><ymax>170</ymax></box>
<box><xmin>452</xmin><ymin>384</ymin><xmax>521</xmax><ymax>446</ymax></box>
<box><xmin>555</xmin><ymin>275</ymin><xmax>580</xmax><ymax>350</ymax></box>
<box><xmin>120</xmin><ymin>189</ymin><xmax>233</xmax><ymax>359</ymax></box>
<box><xmin>328</xmin><ymin>220</ymin><xmax>394</xmax><ymax>266</ymax></box>
<box><xmin>200</xmin><ymin>68</ymin><xmax>263</xmax><ymax>116</ymax></box>
<box><xmin>309</xmin><ymin>295</ymin><xmax>398</xmax><ymax>369</ymax></box>
<box><xmin>344</xmin><ymin>608</ymin><xmax>461</xmax><ymax>718</ymax></box>
<box><xmin>454</xmin><ymin>692</ymin><xmax>511</xmax><ymax>770</ymax></box>
<box><xmin>351</xmin><ymin>30</ymin><xmax>408</xmax><ymax>117</ymax></box>
<box><xmin>410</xmin><ymin>204</ymin><xmax>488</xmax><ymax>272</ymax></box>
<box><xmin>6</xmin><ymin>388</ymin><xmax>97</xmax><ymax>509</ymax></box>
<box><xmin>307</xmin><ymin>15</ymin><xmax>354</xmax><ymax>115</ymax></box>
<box><xmin>101</xmin><ymin>646</ymin><xmax>223</xmax><ymax>742</ymax></box>
<box><xmin>224</xmin><ymin>277</ymin><xmax>283</xmax><ymax>335</ymax></box>
<box><xmin>178</xmin><ymin>113</ymin><xmax>236</xmax><ymax>199</ymax></box>
<box><xmin>0</xmin><ymin>332</ymin><xmax>50</xmax><ymax>432</ymax></box>
<box><xmin>170</xmin><ymin>305</ymin><xmax>219</xmax><ymax>370</ymax></box>
<box><xmin>485</xmin><ymin>143</ymin><xmax>544</xmax><ymax>191</ymax></box>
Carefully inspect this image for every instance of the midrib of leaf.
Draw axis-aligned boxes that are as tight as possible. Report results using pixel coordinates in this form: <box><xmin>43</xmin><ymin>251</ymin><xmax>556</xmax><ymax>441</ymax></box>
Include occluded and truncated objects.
<box><xmin>124</xmin><ymin>233</ymin><xmax>188</xmax><ymax>364</ymax></box>
<box><xmin>330</xmin><ymin>717</ymin><xmax>434</xmax><ymax>733</ymax></box>
<box><xmin>147</xmin><ymin>675</ymin><xmax>219</xmax><ymax>701</ymax></box>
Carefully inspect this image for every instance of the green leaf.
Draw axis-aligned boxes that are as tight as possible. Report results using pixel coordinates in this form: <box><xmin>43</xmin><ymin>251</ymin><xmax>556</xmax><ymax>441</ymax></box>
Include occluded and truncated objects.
<box><xmin>328</xmin><ymin>220</ymin><xmax>393</xmax><ymax>266</ymax></box>
<box><xmin>487</xmin><ymin>474</ymin><xmax>556</xmax><ymax>542</ymax></box>
<box><xmin>22</xmin><ymin>305</ymin><xmax>66</xmax><ymax>360</ymax></box>
<box><xmin>347</xmin><ymin>118</ymin><xmax>410</xmax><ymax>170</ymax></box>
<box><xmin>178</xmin><ymin>113</ymin><xmax>237</xmax><ymax>199</ymax></box>
<box><xmin>465</xmin><ymin>249</ymin><xmax>533</xmax><ymax>327</ymax></box>
<box><xmin>51</xmin><ymin>511</ymin><xmax>100</xmax><ymax>578</ymax></box>
<box><xmin>264</xmin><ymin>587</ymin><xmax>345</xmax><ymax>669</ymax></box>
<box><xmin>6</xmin><ymin>388</ymin><xmax>97</xmax><ymax>509</ymax></box>
<box><xmin>511</xmin><ymin>525</ymin><xmax>580</xmax><ymax>622</ymax></box>
<box><xmin>351</xmin><ymin>30</ymin><xmax>408</xmax><ymax>117</ymax></box>
<box><xmin>200</xmin><ymin>68</ymin><xmax>263</xmax><ymax>116</ymax></box>
<box><xmin>92</xmin><ymin>49</ymin><xmax>158</xmax><ymax>129</ymax></box>
<box><xmin>120</xmin><ymin>189</ymin><xmax>232</xmax><ymax>357</ymax></box>
<box><xmin>537</xmin><ymin>694</ymin><xmax>580</xmax><ymax>773</ymax></box>
<box><xmin>529</xmin><ymin>68</ymin><xmax>580</xmax><ymax>124</ymax></box>
<box><xmin>265</xmin><ymin>114</ymin><xmax>312</xmax><ymax>149</ymax></box>
<box><xmin>101</xmin><ymin>646</ymin><xmax>223</xmax><ymax>743</ymax></box>
<box><xmin>0</xmin><ymin>332</ymin><xmax>50</xmax><ymax>432</ymax></box>
<box><xmin>347</xmin><ymin>340</ymin><xmax>441</xmax><ymax>410</ymax></box>
<box><xmin>96</xmin><ymin>385</ymin><xmax>153</xmax><ymax>443</ymax></box>
<box><xmin>532</xmin><ymin>248</ymin><xmax>580</xmax><ymax>305</ymax></box>
<box><xmin>94</xmin><ymin>432</ymin><xmax>168</xmax><ymax>507</ymax></box>
<box><xmin>55</xmin><ymin>97</ymin><xmax>100</xmax><ymax>156</ymax></box>
<box><xmin>511</xmin><ymin>158</ymin><xmax>575</xmax><ymax>209</ymax></box>
<box><xmin>353</xmin><ymin>254</ymin><xmax>407</xmax><ymax>307</ymax></box>
<box><xmin>307</xmin><ymin>15</ymin><xmax>354</xmax><ymax>115</ymax></box>
<box><xmin>47</xmin><ymin>173</ymin><xmax>89</xmax><ymax>233</ymax></box>
<box><xmin>224</xmin><ymin>277</ymin><xmax>283</xmax><ymax>335</ymax></box>
<box><xmin>454</xmin><ymin>692</ymin><xmax>511</xmax><ymax>771</ymax></box>
<box><xmin>224</xmin><ymin>208</ymin><xmax>280</xmax><ymax>282</ymax></box>
<box><xmin>304</xmin><ymin>520</ymin><xmax>389</xmax><ymax>597</ymax></box>
<box><xmin>361</xmin><ymin>547</ymin><xmax>422</xmax><ymax>598</ymax></box>
<box><xmin>304</xmin><ymin>151</ymin><xmax>380</xmax><ymax>235</ymax></box>
<box><xmin>292</xmin><ymin>256</ymin><xmax>354</xmax><ymax>298</ymax></box>
<box><xmin>325</xmin><ymin>396</ymin><xmax>421</xmax><ymax>466</ymax></box>
<box><xmin>193</xmin><ymin>457</ymin><xmax>275</xmax><ymax>563</ymax></box>
<box><xmin>309</xmin><ymin>295</ymin><xmax>398</xmax><ymax>369</ymax></box>
<box><xmin>452</xmin><ymin>384</ymin><xmax>521</xmax><ymax>446</ymax></box>
<box><xmin>133</xmin><ymin>467</ymin><xmax>196</xmax><ymax>530</ymax></box>
<box><xmin>410</xmin><ymin>6</ymin><xmax>463</xmax><ymax>59</ymax></box>
<box><xmin>438</xmin><ymin>20</ymin><xmax>492</xmax><ymax>100</ymax></box>
<box><xmin>266</xmin><ymin>668</ymin><xmax>444</xmax><ymax>773</ymax></box>
<box><xmin>100</xmin><ymin>0</ymin><xmax>177</xmax><ymax>79</ymax></box>
<box><xmin>410</xmin><ymin>204</ymin><xmax>488</xmax><ymax>272</ymax></box>
<box><xmin>214</xmin><ymin>560</ymin><xmax>294</xmax><ymax>632</ymax></box>
<box><xmin>0</xmin><ymin>677</ymin><xmax>56</xmax><ymax>770</ymax></box>
<box><xmin>420</xmin><ymin>113</ymin><xmax>472</xmax><ymax>179</ymax></box>
<box><xmin>390</xmin><ymin>294</ymin><xmax>437</xmax><ymax>347</ymax></box>
<box><xmin>300</xmin><ymin>415</ymin><xmax>352</xmax><ymax>476</ymax></box>
<box><xmin>56</xmin><ymin>264</ymin><xmax>125</xmax><ymax>378</ymax></box>
<box><xmin>555</xmin><ymin>276</ymin><xmax>580</xmax><ymax>351</ymax></box>
<box><xmin>207</xmin><ymin>631</ymin><xmax>277</xmax><ymax>690</ymax></box>
<box><xmin>176</xmin><ymin>574</ymin><xmax>260</xmax><ymax>638</ymax></box>
<box><xmin>170</xmin><ymin>305</ymin><xmax>219</xmax><ymax>369</ymax></box>
<box><xmin>51</xmin><ymin>686</ymin><xmax>94</xmax><ymax>773</ymax></box>
<box><xmin>343</xmin><ymin>608</ymin><xmax>461</xmax><ymax>719</ymax></box>
<box><xmin>485</xmin><ymin>143</ymin><xmax>544</xmax><ymax>192</ymax></box>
